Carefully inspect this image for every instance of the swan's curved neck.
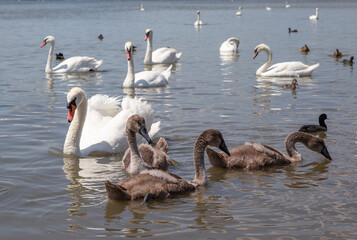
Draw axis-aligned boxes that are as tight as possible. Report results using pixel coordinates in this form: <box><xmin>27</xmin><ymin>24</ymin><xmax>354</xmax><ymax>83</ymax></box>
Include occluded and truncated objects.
<box><xmin>256</xmin><ymin>47</ymin><xmax>273</xmax><ymax>75</ymax></box>
<box><xmin>63</xmin><ymin>98</ymin><xmax>87</xmax><ymax>156</ymax></box>
<box><xmin>126</xmin><ymin>129</ymin><xmax>148</xmax><ymax>174</ymax></box>
<box><xmin>144</xmin><ymin>34</ymin><xmax>153</xmax><ymax>64</ymax></box>
<box><xmin>285</xmin><ymin>132</ymin><xmax>313</xmax><ymax>162</ymax></box>
<box><xmin>197</xmin><ymin>13</ymin><xmax>200</xmax><ymax>23</ymax></box>
<box><xmin>46</xmin><ymin>42</ymin><xmax>54</xmax><ymax>73</ymax></box>
<box><xmin>192</xmin><ymin>135</ymin><xmax>208</xmax><ymax>186</ymax></box>
<box><xmin>123</xmin><ymin>57</ymin><xmax>135</xmax><ymax>87</ymax></box>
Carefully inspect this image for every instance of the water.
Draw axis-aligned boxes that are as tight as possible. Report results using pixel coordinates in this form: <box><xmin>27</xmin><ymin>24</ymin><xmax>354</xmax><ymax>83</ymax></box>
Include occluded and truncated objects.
<box><xmin>1</xmin><ymin>0</ymin><xmax>357</xmax><ymax>239</ymax></box>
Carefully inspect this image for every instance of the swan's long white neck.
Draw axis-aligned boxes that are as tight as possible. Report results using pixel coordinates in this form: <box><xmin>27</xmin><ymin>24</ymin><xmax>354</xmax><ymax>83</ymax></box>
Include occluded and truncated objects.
<box><xmin>197</xmin><ymin>13</ymin><xmax>201</xmax><ymax>23</ymax></box>
<box><xmin>63</xmin><ymin>98</ymin><xmax>87</xmax><ymax>156</ymax></box>
<box><xmin>144</xmin><ymin>34</ymin><xmax>153</xmax><ymax>64</ymax></box>
<box><xmin>123</xmin><ymin>55</ymin><xmax>135</xmax><ymax>87</ymax></box>
<box><xmin>256</xmin><ymin>46</ymin><xmax>273</xmax><ymax>75</ymax></box>
<box><xmin>45</xmin><ymin>42</ymin><xmax>54</xmax><ymax>73</ymax></box>
<box><xmin>126</xmin><ymin>129</ymin><xmax>148</xmax><ymax>175</ymax></box>
<box><xmin>316</xmin><ymin>9</ymin><xmax>318</xmax><ymax>18</ymax></box>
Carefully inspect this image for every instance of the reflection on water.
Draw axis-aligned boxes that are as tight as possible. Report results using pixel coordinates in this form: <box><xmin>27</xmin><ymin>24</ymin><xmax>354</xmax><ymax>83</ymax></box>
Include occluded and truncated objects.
<box><xmin>219</xmin><ymin>53</ymin><xmax>239</xmax><ymax>66</ymax></box>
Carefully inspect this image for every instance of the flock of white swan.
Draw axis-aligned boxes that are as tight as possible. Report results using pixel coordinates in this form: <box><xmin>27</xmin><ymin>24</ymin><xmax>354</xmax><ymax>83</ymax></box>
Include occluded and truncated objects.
<box><xmin>42</xmin><ymin>6</ymin><xmax>333</xmax><ymax>203</ymax></box>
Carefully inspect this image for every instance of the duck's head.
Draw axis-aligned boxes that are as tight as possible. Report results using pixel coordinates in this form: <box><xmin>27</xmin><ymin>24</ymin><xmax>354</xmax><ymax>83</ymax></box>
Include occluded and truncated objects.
<box><xmin>41</xmin><ymin>36</ymin><xmax>55</xmax><ymax>48</ymax></box>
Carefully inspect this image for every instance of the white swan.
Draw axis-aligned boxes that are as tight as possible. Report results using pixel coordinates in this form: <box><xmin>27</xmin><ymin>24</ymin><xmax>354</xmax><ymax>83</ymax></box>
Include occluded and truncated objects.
<box><xmin>140</xmin><ymin>4</ymin><xmax>144</xmax><ymax>11</ymax></box>
<box><xmin>63</xmin><ymin>87</ymin><xmax>160</xmax><ymax>156</ymax></box>
<box><xmin>266</xmin><ymin>3</ymin><xmax>271</xmax><ymax>11</ymax></box>
<box><xmin>220</xmin><ymin>37</ymin><xmax>240</xmax><ymax>53</ymax></box>
<box><xmin>236</xmin><ymin>6</ymin><xmax>242</xmax><ymax>16</ymax></box>
<box><xmin>309</xmin><ymin>8</ymin><xmax>318</xmax><ymax>20</ymax></box>
<box><xmin>124</xmin><ymin>42</ymin><xmax>171</xmax><ymax>88</ymax></box>
<box><xmin>285</xmin><ymin>1</ymin><xmax>290</xmax><ymax>8</ymax></box>
<box><xmin>144</xmin><ymin>29</ymin><xmax>182</xmax><ymax>65</ymax></box>
<box><xmin>41</xmin><ymin>36</ymin><xmax>103</xmax><ymax>73</ymax></box>
<box><xmin>194</xmin><ymin>10</ymin><xmax>203</xmax><ymax>26</ymax></box>
<box><xmin>253</xmin><ymin>44</ymin><xmax>320</xmax><ymax>77</ymax></box>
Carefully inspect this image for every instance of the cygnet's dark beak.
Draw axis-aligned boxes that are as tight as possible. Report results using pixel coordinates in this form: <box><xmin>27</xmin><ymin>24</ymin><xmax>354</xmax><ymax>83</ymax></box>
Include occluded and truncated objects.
<box><xmin>139</xmin><ymin>126</ymin><xmax>153</xmax><ymax>144</ymax></box>
<box><xmin>219</xmin><ymin>140</ymin><xmax>230</xmax><ymax>156</ymax></box>
<box><xmin>321</xmin><ymin>146</ymin><xmax>332</xmax><ymax>160</ymax></box>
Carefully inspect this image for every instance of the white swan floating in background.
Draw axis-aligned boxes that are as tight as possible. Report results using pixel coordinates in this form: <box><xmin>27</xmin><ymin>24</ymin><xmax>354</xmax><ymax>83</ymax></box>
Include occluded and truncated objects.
<box><xmin>194</xmin><ymin>10</ymin><xmax>203</xmax><ymax>26</ymax></box>
<box><xmin>253</xmin><ymin>43</ymin><xmax>320</xmax><ymax>77</ymax></box>
<box><xmin>63</xmin><ymin>87</ymin><xmax>160</xmax><ymax>156</ymax></box>
<box><xmin>236</xmin><ymin>6</ymin><xmax>242</xmax><ymax>16</ymax></box>
<box><xmin>220</xmin><ymin>37</ymin><xmax>240</xmax><ymax>53</ymax></box>
<box><xmin>124</xmin><ymin>41</ymin><xmax>171</xmax><ymax>88</ymax></box>
<box><xmin>140</xmin><ymin>4</ymin><xmax>144</xmax><ymax>11</ymax></box>
<box><xmin>309</xmin><ymin>8</ymin><xmax>319</xmax><ymax>20</ymax></box>
<box><xmin>41</xmin><ymin>36</ymin><xmax>103</xmax><ymax>73</ymax></box>
<box><xmin>285</xmin><ymin>1</ymin><xmax>290</xmax><ymax>8</ymax></box>
<box><xmin>144</xmin><ymin>29</ymin><xmax>182</xmax><ymax>64</ymax></box>
<box><xmin>266</xmin><ymin>3</ymin><xmax>271</xmax><ymax>11</ymax></box>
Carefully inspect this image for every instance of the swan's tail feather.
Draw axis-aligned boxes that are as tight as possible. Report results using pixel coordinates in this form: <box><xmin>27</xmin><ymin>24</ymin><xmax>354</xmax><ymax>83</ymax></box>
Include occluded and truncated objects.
<box><xmin>105</xmin><ymin>181</ymin><xmax>130</xmax><ymax>200</ymax></box>
<box><xmin>162</xmin><ymin>65</ymin><xmax>173</xmax><ymax>80</ymax></box>
<box><xmin>176</xmin><ymin>52</ymin><xmax>182</xmax><ymax>60</ymax></box>
<box><xmin>297</xmin><ymin>63</ymin><xmax>320</xmax><ymax>76</ymax></box>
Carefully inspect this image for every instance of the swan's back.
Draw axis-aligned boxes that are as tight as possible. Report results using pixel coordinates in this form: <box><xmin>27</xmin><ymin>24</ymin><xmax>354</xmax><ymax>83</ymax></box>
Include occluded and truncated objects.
<box><xmin>53</xmin><ymin>56</ymin><xmax>103</xmax><ymax>73</ymax></box>
<box><xmin>152</xmin><ymin>47</ymin><xmax>181</xmax><ymax>63</ymax></box>
<box><xmin>106</xmin><ymin>171</ymin><xmax>195</xmax><ymax>200</ymax></box>
<box><xmin>264</xmin><ymin>62</ymin><xmax>319</xmax><ymax>77</ymax></box>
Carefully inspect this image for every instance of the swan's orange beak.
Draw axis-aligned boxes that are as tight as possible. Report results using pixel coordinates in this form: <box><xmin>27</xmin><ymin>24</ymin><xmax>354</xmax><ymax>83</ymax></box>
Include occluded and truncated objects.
<box><xmin>40</xmin><ymin>41</ymin><xmax>47</xmax><ymax>48</ymax></box>
<box><xmin>67</xmin><ymin>105</ymin><xmax>76</xmax><ymax>123</ymax></box>
<box><xmin>253</xmin><ymin>50</ymin><xmax>259</xmax><ymax>59</ymax></box>
<box><xmin>145</xmin><ymin>33</ymin><xmax>149</xmax><ymax>41</ymax></box>
<box><xmin>126</xmin><ymin>50</ymin><xmax>131</xmax><ymax>61</ymax></box>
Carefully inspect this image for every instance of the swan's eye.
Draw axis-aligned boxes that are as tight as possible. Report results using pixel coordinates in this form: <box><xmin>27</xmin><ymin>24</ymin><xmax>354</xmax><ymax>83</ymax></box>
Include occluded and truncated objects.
<box><xmin>67</xmin><ymin>98</ymin><xmax>77</xmax><ymax>109</ymax></box>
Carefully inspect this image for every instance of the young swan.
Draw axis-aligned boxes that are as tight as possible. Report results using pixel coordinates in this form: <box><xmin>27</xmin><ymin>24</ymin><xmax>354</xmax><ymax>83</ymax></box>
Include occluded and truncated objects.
<box><xmin>105</xmin><ymin>129</ymin><xmax>230</xmax><ymax>201</ymax></box>
<box><xmin>122</xmin><ymin>134</ymin><xmax>173</xmax><ymax>174</ymax></box>
<box><xmin>298</xmin><ymin>113</ymin><xmax>328</xmax><ymax>132</ymax></box>
<box><xmin>120</xmin><ymin>114</ymin><xmax>155</xmax><ymax>175</ymax></box>
<box><xmin>206</xmin><ymin>132</ymin><xmax>332</xmax><ymax>170</ymax></box>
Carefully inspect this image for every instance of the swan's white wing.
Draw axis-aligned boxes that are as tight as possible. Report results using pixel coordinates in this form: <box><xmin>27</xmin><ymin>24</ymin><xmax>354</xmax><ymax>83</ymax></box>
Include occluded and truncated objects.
<box><xmin>53</xmin><ymin>56</ymin><xmax>103</xmax><ymax>73</ymax></box>
<box><xmin>134</xmin><ymin>70</ymin><xmax>168</xmax><ymax>87</ymax></box>
<box><xmin>152</xmin><ymin>47</ymin><xmax>180</xmax><ymax>63</ymax></box>
<box><xmin>80</xmin><ymin>97</ymin><xmax>159</xmax><ymax>155</ymax></box>
<box><xmin>220</xmin><ymin>38</ymin><xmax>239</xmax><ymax>52</ymax></box>
<box><xmin>264</xmin><ymin>61</ymin><xmax>318</xmax><ymax>77</ymax></box>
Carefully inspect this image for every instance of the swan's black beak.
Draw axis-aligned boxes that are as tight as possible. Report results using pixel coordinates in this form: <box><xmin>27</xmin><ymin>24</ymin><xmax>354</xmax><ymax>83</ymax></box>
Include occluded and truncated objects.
<box><xmin>321</xmin><ymin>146</ymin><xmax>332</xmax><ymax>160</ymax></box>
<box><xmin>253</xmin><ymin>50</ymin><xmax>259</xmax><ymax>59</ymax></box>
<box><xmin>219</xmin><ymin>140</ymin><xmax>230</xmax><ymax>156</ymax></box>
<box><xmin>139</xmin><ymin>126</ymin><xmax>153</xmax><ymax>144</ymax></box>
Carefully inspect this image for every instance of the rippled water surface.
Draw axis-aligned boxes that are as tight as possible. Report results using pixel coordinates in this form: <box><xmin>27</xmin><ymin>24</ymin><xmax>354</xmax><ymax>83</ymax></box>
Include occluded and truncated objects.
<box><xmin>1</xmin><ymin>0</ymin><xmax>357</xmax><ymax>239</ymax></box>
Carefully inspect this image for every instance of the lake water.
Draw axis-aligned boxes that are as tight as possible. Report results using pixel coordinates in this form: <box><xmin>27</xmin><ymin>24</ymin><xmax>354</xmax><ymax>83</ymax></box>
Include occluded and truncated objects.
<box><xmin>1</xmin><ymin>0</ymin><xmax>357</xmax><ymax>239</ymax></box>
